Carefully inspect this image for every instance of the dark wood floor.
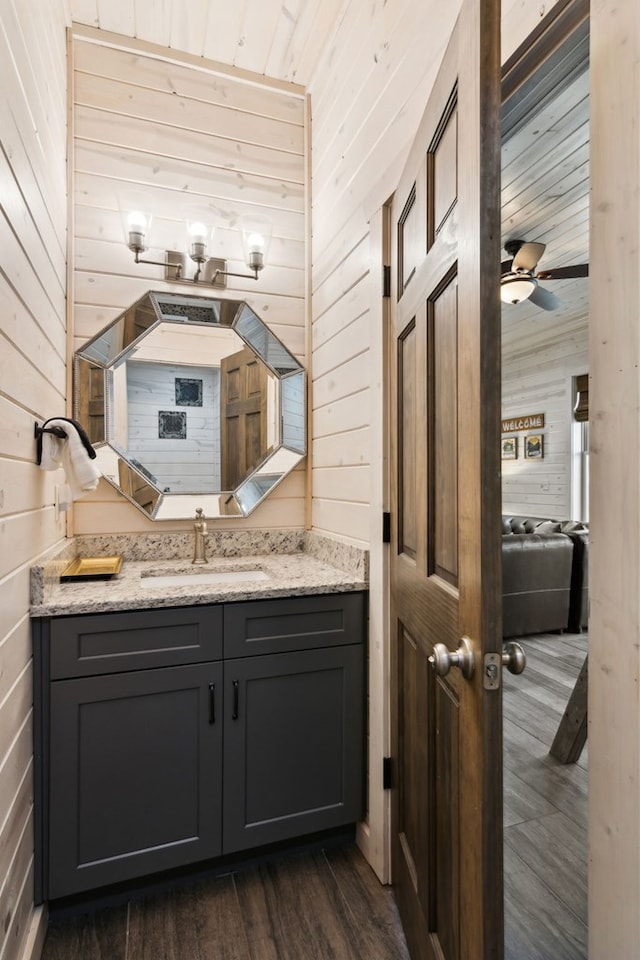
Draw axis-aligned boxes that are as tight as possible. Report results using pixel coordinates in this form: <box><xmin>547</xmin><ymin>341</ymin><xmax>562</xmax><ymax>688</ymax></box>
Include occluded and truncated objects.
<box><xmin>41</xmin><ymin>633</ymin><xmax>587</xmax><ymax>960</ymax></box>
<box><xmin>41</xmin><ymin>844</ymin><xmax>411</xmax><ymax>960</ymax></box>
<box><xmin>504</xmin><ymin>632</ymin><xmax>588</xmax><ymax>960</ymax></box>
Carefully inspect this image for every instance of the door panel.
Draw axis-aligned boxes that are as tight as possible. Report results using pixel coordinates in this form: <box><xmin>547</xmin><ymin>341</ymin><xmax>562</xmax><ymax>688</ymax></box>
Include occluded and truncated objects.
<box><xmin>431</xmin><ymin>104</ymin><xmax>458</xmax><ymax>240</ymax></box>
<box><xmin>433</xmin><ymin>673</ymin><xmax>460</xmax><ymax>960</ymax></box>
<box><xmin>429</xmin><ymin>275</ymin><xmax>459</xmax><ymax>583</ymax></box>
<box><xmin>398</xmin><ymin>319</ymin><xmax>419</xmax><ymax>559</ymax></box>
<box><xmin>390</xmin><ymin>2</ymin><xmax>502</xmax><ymax>959</ymax></box>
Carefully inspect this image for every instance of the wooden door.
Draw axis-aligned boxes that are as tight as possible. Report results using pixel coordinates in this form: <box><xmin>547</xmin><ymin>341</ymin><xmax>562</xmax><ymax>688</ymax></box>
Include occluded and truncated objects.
<box><xmin>220</xmin><ymin>346</ymin><xmax>268</xmax><ymax>489</ymax></box>
<box><xmin>389</xmin><ymin>2</ymin><xmax>502</xmax><ymax>959</ymax></box>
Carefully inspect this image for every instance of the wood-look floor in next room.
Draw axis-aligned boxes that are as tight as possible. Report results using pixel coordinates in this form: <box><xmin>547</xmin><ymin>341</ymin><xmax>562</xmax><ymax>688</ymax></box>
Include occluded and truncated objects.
<box><xmin>504</xmin><ymin>633</ymin><xmax>588</xmax><ymax>960</ymax></box>
<box><xmin>41</xmin><ymin>633</ymin><xmax>587</xmax><ymax>960</ymax></box>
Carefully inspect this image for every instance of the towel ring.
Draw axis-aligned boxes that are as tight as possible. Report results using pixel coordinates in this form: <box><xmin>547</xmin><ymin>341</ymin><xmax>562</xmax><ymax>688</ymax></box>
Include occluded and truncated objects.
<box><xmin>34</xmin><ymin>420</ymin><xmax>68</xmax><ymax>466</ymax></box>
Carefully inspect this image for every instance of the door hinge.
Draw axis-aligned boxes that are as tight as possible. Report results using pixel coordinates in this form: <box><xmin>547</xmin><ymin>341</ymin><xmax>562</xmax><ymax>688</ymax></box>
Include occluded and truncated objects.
<box><xmin>383</xmin><ymin>756</ymin><xmax>392</xmax><ymax>789</ymax></box>
<box><xmin>382</xmin><ymin>511</ymin><xmax>391</xmax><ymax>543</ymax></box>
<box><xmin>383</xmin><ymin>264</ymin><xmax>391</xmax><ymax>298</ymax></box>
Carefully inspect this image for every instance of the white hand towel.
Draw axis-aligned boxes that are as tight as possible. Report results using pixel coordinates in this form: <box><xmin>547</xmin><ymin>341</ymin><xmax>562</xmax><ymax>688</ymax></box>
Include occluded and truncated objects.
<box><xmin>39</xmin><ymin>419</ymin><xmax>101</xmax><ymax>499</ymax></box>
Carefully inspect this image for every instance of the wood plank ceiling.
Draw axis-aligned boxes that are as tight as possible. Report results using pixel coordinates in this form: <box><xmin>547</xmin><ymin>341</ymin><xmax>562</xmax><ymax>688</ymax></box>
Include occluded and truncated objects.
<box><xmin>501</xmin><ymin>62</ymin><xmax>590</xmax><ymax>333</ymax></box>
<box><xmin>69</xmin><ymin>0</ymin><xmax>345</xmax><ymax>86</ymax></box>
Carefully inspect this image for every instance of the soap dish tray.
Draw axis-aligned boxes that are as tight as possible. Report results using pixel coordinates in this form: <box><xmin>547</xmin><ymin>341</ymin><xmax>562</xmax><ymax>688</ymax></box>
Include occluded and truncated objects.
<box><xmin>60</xmin><ymin>556</ymin><xmax>124</xmax><ymax>582</ymax></box>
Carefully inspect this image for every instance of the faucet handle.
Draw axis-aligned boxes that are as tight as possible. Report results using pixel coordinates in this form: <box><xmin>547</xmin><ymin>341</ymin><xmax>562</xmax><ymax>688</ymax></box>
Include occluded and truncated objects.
<box><xmin>195</xmin><ymin>507</ymin><xmax>208</xmax><ymax>535</ymax></box>
<box><xmin>192</xmin><ymin>506</ymin><xmax>208</xmax><ymax>564</ymax></box>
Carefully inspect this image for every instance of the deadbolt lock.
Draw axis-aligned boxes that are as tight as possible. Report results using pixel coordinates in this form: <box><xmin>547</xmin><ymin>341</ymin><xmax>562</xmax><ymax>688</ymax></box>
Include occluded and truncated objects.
<box><xmin>483</xmin><ymin>642</ymin><xmax>527</xmax><ymax>689</ymax></box>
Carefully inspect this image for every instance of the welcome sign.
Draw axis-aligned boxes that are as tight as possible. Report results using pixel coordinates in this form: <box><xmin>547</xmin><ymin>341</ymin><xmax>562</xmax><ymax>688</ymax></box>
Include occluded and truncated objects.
<box><xmin>501</xmin><ymin>413</ymin><xmax>545</xmax><ymax>432</ymax></box>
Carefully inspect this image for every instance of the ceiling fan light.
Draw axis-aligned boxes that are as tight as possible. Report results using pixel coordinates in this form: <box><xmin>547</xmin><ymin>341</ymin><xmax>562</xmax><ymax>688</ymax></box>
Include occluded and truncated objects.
<box><xmin>500</xmin><ymin>273</ymin><xmax>537</xmax><ymax>305</ymax></box>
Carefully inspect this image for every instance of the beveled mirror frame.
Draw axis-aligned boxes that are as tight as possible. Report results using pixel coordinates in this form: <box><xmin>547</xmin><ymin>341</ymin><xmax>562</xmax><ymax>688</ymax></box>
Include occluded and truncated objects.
<box><xmin>73</xmin><ymin>291</ymin><xmax>306</xmax><ymax>519</ymax></box>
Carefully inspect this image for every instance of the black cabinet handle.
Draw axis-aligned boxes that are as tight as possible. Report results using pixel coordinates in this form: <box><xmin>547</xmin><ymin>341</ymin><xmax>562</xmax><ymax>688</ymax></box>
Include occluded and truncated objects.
<box><xmin>232</xmin><ymin>680</ymin><xmax>239</xmax><ymax>719</ymax></box>
<box><xmin>208</xmin><ymin>683</ymin><xmax>215</xmax><ymax>724</ymax></box>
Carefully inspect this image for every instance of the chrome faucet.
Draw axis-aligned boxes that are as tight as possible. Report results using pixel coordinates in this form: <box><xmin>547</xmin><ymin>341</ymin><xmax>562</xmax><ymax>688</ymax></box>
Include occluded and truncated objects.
<box><xmin>192</xmin><ymin>507</ymin><xmax>208</xmax><ymax>565</ymax></box>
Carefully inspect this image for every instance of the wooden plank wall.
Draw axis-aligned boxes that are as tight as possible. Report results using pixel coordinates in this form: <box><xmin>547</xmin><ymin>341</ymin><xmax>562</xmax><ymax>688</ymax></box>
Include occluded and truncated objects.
<box><xmin>70</xmin><ymin>29</ymin><xmax>307</xmax><ymax>533</ymax></box>
<box><xmin>589</xmin><ymin>0</ymin><xmax>640</xmax><ymax>956</ymax></box>
<box><xmin>501</xmin><ymin>304</ymin><xmax>588</xmax><ymax>518</ymax></box>
<box><xmin>308</xmin><ymin>0</ymin><xmax>460</xmax><ymax>547</ymax></box>
<box><xmin>0</xmin><ymin>2</ymin><xmax>69</xmax><ymax>960</ymax></box>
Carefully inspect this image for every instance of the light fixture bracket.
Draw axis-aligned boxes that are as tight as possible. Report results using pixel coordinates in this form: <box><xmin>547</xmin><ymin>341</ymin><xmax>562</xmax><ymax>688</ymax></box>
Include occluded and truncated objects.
<box><xmin>130</xmin><ymin>249</ymin><xmax>264</xmax><ymax>287</ymax></box>
<box><xmin>164</xmin><ymin>251</ymin><xmax>228</xmax><ymax>288</ymax></box>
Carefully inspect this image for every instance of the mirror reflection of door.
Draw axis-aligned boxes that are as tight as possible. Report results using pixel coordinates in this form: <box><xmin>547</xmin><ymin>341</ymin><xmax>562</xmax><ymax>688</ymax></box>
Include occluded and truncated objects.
<box><xmin>75</xmin><ymin>361</ymin><xmax>105</xmax><ymax>444</ymax></box>
<box><xmin>500</xmin><ymin>2</ymin><xmax>589</xmax><ymax>957</ymax></box>
<box><xmin>220</xmin><ymin>346</ymin><xmax>269</xmax><ymax>490</ymax></box>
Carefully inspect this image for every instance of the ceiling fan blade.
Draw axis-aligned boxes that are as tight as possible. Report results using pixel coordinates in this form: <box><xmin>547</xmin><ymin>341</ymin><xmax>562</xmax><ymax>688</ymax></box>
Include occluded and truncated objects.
<box><xmin>500</xmin><ymin>259</ymin><xmax>514</xmax><ymax>275</ymax></box>
<box><xmin>536</xmin><ymin>263</ymin><xmax>589</xmax><ymax>280</ymax></box>
<box><xmin>529</xmin><ymin>283</ymin><xmax>561</xmax><ymax>311</ymax></box>
<box><xmin>512</xmin><ymin>241</ymin><xmax>546</xmax><ymax>272</ymax></box>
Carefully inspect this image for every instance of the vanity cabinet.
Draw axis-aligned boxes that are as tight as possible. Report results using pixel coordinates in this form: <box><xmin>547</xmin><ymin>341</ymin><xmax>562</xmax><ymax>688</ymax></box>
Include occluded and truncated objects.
<box><xmin>34</xmin><ymin>593</ymin><xmax>365</xmax><ymax>901</ymax></box>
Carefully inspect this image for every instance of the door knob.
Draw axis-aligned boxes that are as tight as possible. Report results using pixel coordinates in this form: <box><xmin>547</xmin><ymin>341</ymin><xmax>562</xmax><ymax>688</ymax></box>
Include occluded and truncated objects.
<box><xmin>429</xmin><ymin>636</ymin><xmax>475</xmax><ymax>679</ymax></box>
<box><xmin>502</xmin><ymin>641</ymin><xmax>526</xmax><ymax>674</ymax></box>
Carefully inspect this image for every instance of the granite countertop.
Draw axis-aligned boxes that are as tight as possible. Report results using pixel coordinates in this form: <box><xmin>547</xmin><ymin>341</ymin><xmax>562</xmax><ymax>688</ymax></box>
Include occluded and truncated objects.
<box><xmin>30</xmin><ymin>531</ymin><xmax>368</xmax><ymax>618</ymax></box>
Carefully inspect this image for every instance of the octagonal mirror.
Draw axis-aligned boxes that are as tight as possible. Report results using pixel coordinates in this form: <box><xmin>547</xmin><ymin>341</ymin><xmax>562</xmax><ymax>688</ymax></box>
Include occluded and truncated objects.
<box><xmin>74</xmin><ymin>291</ymin><xmax>306</xmax><ymax>519</ymax></box>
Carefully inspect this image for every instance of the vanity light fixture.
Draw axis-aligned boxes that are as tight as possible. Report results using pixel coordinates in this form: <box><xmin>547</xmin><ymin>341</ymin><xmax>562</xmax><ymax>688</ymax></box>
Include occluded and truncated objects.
<box><xmin>118</xmin><ymin>192</ymin><xmax>272</xmax><ymax>288</ymax></box>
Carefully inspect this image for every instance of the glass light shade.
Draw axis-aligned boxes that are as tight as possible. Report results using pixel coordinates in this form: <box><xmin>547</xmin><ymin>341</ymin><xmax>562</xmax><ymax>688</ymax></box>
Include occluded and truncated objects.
<box><xmin>240</xmin><ymin>216</ymin><xmax>272</xmax><ymax>272</ymax></box>
<box><xmin>186</xmin><ymin>217</ymin><xmax>214</xmax><ymax>264</ymax></box>
<box><xmin>117</xmin><ymin>190</ymin><xmax>154</xmax><ymax>253</ymax></box>
<box><xmin>500</xmin><ymin>273</ymin><xmax>537</xmax><ymax>304</ymax></box>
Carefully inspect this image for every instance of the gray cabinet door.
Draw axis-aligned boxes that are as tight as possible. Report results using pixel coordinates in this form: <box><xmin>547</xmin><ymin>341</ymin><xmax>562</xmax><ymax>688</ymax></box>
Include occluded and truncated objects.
<box><xmin>48</xmin><ymin>662</ymin><xmax>223</xmax><ymax>899</ymax></box>
<box><xmin>222</xmin><ymin>645</ymin><xmax>364</xmax><ymax>854</ymax></box>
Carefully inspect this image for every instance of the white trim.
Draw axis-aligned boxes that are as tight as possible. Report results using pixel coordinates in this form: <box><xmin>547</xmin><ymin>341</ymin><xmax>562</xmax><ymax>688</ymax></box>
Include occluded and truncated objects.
<box><xmin>70</xmin><ymin>22</ymin><xmax>307</xmax><ymax>98</ymax></box>
<box><xmin>355</xmin><ymin>206</ymin><xmax>391</xmax><ymax>883</ymax></box>
<box><xmin>17</xmin><ymin>906</ymin><xmax>48</xmax><ymax>960</ymax></box>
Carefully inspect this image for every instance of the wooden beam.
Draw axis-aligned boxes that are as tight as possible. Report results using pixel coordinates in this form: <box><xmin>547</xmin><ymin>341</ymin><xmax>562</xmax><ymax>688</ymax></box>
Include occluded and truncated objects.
<box><xmin>550</xmin><ymin>654</ymin><xmax>588</xmax><ymax>764</ymax></box>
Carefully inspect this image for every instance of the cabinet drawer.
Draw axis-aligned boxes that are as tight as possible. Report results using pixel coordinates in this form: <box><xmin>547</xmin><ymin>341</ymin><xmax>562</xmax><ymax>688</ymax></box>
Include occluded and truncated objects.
<box><xmin>224</xmin><ymin>592</ymin><xmax>365</xmax><ymax>658</ymax></box>
<box><xmin>49</xmin><ymin>606</ymin><xmax>222</xmax><ymax>679</ymax></box>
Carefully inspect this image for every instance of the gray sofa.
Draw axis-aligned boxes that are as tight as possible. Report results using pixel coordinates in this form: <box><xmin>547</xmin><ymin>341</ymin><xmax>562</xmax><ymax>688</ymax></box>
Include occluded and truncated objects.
<box><xmin>502</xmin><ymin>515</ymin><xmax>589</xmax><ymax>638</ymax></box>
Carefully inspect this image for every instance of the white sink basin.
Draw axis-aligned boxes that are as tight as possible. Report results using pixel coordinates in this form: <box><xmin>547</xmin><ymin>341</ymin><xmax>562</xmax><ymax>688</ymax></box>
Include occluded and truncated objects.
<box><xmin>140</xmin><ymin>569</ymin><xmax>270</xmax><ymax>589</ymax></box>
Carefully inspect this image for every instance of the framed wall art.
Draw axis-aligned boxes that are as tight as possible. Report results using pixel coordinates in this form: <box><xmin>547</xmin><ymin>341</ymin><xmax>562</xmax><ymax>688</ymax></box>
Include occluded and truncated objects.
<box><xmin>501</xmin><ymin>436</ymin><xmax>518</xmax><ymax>460</ymax></box>
<box><xmin>524</xmin><ymin>434</ymin><xmax>544</xmax><ymax>459</ymax></box>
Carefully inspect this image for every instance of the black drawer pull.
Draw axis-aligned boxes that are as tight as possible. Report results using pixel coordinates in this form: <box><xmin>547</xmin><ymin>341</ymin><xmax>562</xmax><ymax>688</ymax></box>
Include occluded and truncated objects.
<box><xmin>232</xmin><ymin>680</ymin><xmax>239</xmax><ymax>719</ymax></box>
<box><xmin>208</xmin><ymin>683</ymin><xmax>215</xmax><ymax>724</ymax></box>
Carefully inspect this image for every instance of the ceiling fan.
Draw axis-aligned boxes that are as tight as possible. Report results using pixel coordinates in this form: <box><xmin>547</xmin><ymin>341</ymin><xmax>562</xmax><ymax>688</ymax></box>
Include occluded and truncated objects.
<box><xmin>500</xmin><ymin>239</ymin><xmax>589</xmax><ymax>311</ymax></box>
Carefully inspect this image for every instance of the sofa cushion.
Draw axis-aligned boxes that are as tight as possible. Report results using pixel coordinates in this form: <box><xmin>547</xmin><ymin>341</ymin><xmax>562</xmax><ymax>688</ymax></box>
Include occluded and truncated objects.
<box><xmin>534</xmin><ymin>520</ymin><xmax>562</xmax><ymax>534</ymax></box>
<box><xmin>502</xmin><ymin>515</ymin><xmax>558</xmax><ymax>535</ymax></box>
<box><xmin>559</xmin><ymin>520</ymin><xmax>588</xmax><ymax>534</ymax></box>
